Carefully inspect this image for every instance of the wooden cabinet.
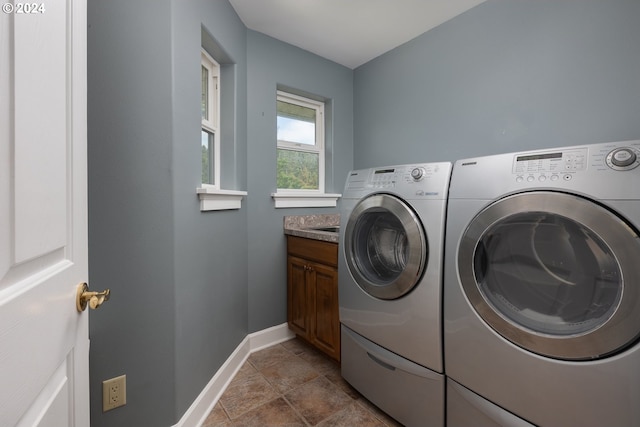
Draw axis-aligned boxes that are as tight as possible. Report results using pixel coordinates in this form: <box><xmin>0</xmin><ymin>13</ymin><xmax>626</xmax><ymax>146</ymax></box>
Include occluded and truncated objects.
<box><xmin>287</xmin><ymin>235</ymin><xmax>340</xmax><ymax>361</ymax></box>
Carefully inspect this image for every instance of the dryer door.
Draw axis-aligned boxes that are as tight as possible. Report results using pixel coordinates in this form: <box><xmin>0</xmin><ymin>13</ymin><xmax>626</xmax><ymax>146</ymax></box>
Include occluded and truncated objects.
<box><xmin>344</xmin><ymin>193</ymin><xmax>427</xmax><ymax>300</ymax></box>
<box><xmin>458</xmin><ymin>191</ymin><xmax>640</xmax><ymax>360</ymax></box>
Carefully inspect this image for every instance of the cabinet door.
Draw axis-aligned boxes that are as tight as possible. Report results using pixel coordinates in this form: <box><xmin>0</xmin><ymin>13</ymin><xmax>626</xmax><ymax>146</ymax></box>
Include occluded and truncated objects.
<box><xmin>287</xmin><ymin>256</ymin><xmax>310</xmax><ymax>338</ymax></box>
<box><xmin>311</xmin><ymin>262</ymin><xmax>340</xmax><ymax>361</ymax></box>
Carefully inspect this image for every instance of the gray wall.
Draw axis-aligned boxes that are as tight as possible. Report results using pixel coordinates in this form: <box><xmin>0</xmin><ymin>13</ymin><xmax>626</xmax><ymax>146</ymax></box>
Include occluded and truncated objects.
<box><xmin>88</xmin><ymin>1</ymin><xmax>351</xmax><ymax>426</ymax></box>
<box><xmin>354</xmin><ymin>0</ymin><xmax>640</xmax><ymax>168</ymax></box>
<box><xmin>87</xmin><ymin>0</ymin><xmax>176</xmax><ymax>425</ymax></box>
<box><xmin>88</xmin><ymin>0</ymin><xmax>249</xmax><ymax>425</ymax></box>
<box><xmin>246</xmin><ymin>31</ymin><xmax>354</xmax><ymax>332</ymax></box>
<box><xmin>170</xmin><ymin>0</ymin><xmax>249</xmax><ymax>418</ymax></box>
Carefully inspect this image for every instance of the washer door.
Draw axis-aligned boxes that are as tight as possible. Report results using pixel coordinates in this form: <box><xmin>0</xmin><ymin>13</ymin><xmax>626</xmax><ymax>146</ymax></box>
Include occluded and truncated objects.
<box><xmin>458</xmin><ymin>191</ymin><xmax>640</xmax><ymax>360</ymax></box>
<box><xmin>344</xmin><ymin>193</ymin><xmax>427</xmax><ymax>300</ymax></box>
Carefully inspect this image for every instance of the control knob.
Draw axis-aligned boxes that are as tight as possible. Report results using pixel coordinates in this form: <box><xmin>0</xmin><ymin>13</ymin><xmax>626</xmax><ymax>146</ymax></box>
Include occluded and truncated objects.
<box><xmin>410</xmin><ymin>167</ymin><xmax>425</xmax><ymax>181</ymax></box>
<box><xmin>610</xmin><ymin>148</ymin><xmax>637</xmax><ymax>167</ymax></box>
<box><xmin>606</xmin><ymin>147</ymin><xmax>639</xmax><ymax>170</ymax></box>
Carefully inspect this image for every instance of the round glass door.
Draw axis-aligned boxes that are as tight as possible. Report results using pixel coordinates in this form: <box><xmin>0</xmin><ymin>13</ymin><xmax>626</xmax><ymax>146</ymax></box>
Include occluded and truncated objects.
<box><xmin>458</xmin><ymin>191</ymin><xmax>640</xmax><ymax>360</ymax></box>
<box><xmin>344</xmin><ymin>194</ymin><xmax>427</xmax><ymax>300</ymax></box>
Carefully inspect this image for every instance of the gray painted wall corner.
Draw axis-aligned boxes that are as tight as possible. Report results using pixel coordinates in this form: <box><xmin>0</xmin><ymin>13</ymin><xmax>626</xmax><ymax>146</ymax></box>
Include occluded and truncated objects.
<box><xmin>171</xmin><ymin>0</ymin><xmax>250</xmax><ymax>418</ymax></box>
<box><xmin>246</xmin><ymin>30</ymin><xmax>354</xmax><ymax>333</ymax></box>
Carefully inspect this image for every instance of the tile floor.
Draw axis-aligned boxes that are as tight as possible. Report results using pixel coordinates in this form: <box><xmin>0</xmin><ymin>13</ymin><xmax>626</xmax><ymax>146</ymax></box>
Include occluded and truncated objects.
<box><xmin>202</xmin><ymin>337</ymin><xmax>403</xmax><ymax>427</ymax></box>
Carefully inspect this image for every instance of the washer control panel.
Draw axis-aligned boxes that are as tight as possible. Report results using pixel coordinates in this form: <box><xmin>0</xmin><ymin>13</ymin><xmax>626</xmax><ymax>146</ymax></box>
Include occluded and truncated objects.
<box><xmin>344</xmin><ymin>162</ymin><xmax>452</xmax><ymax>198</ymax></box>
<box><xmin>369</xmin><ymin>167</ymin><xmax>396</xmax><ymax>189</ymax></box>
<box><xmin>370</xmin><ymin>164</ymin><xmax>440</xmax><ymax>188</ymax></box>
<box><xmin>512</xmin><ymin>148</ymin><xmax>587</xmax><ymax>183</ymax></box>
<box><xmin>410</xmin><ymin>167</ymin><xmax>426</xmax><ymax>181</ymax></box>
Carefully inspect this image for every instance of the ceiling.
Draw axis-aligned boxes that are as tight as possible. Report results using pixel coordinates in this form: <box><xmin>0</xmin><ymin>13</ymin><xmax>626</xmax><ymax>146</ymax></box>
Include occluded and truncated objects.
<box><xmin>229</xmin><ymin>0</ymin><xmax>486</xmax><ymax>69</ymax></box>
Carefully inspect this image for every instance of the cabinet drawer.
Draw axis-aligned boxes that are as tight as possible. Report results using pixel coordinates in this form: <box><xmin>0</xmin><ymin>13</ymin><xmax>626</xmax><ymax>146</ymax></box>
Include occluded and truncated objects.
<box><xmin>287</xmin><ymin>235</ymin><xmax>338</xmax><ymax>267</ymax></box>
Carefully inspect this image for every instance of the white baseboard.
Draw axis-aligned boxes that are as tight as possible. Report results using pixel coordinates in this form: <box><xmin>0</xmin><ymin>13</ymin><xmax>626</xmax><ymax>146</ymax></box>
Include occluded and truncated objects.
<box><xmin>173</xmin><ymin>323</ymin><xmax>295</xmax><ymax>427</ymax></box>
<box><xmin>249</xmin><ymin>322</ymin><xmax>296</xmax><ymax>353</ymax></box>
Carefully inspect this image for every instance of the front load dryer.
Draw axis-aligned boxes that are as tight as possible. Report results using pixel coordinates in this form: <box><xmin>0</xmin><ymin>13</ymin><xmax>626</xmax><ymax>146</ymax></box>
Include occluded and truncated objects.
<box><xmin>444</xmin><ymin>140</ymin><xmax>640</xmax><ymax>426</ymax></box>
<box><xmin>339</xmin><ymin>162</ymin><xmax>451</xmax><ymax>427</ymax></box>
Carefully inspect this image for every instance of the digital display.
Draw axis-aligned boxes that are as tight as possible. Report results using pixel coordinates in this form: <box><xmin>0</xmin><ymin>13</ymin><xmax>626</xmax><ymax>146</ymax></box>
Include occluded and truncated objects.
<box><xmin>374</xmin><ymin>169</ymin><xmax>395</xmax><ymax>174</ymax></box>
<box><xmin>516</xmin><ymin>152</ymin><xmax>563</xmax><ymax>162</ymax></box>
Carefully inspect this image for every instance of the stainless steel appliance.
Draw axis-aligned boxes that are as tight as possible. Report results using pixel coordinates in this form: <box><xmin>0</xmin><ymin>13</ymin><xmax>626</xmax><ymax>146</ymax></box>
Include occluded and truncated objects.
<box><xmin>444</xmin><ymin>140</ymin><xmax>640</xmax><ymax>426</ymax></box>
<box><xmin>339</xmin><ymin>162</ymin><xmax>452</xmax><ymax>427</ymax></box>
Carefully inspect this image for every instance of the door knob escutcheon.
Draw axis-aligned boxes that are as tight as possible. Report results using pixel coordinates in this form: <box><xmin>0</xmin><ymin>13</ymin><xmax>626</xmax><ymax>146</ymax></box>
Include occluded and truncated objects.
<box><xmin>76</xmin><ymin>282</ymin><xmax>111</xmax><ymax>312</ymax></box>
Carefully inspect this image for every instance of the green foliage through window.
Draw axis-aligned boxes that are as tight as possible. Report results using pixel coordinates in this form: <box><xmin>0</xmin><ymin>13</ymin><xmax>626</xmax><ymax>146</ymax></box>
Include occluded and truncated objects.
<box><xmin>202</xmin><ymin>144</ymin><xmax>209</xmax><ymax>184</ymax></box>
<box><xmin>276</xmin><ymin>90</ymin><xmax>324</xmax><ymax>192</ymax></box>
<box><xmin>277</xmin><ymin>149</ymin><xmax>319</xmax><ymax>190</ymax></box>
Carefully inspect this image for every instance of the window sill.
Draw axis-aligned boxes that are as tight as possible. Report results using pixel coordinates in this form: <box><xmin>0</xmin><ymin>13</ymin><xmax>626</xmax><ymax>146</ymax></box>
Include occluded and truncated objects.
<box><xmin>271</xmin><ymin>192</ymin><xmax>341</xmax><ymax>208</ymax></box>
<box><xmin>197</xmin><ymin>187</ymin><xmax>248</xmax><ymax>211</ymax></box>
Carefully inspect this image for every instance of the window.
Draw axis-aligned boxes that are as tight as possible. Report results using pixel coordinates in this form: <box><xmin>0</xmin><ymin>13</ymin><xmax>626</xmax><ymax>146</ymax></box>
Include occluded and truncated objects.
<box><xmin>276</xmin><ymin>91</ymin><xmax>324</xmax><ymax>192</ymax></box>
<box><xmin>272</xmin><ymin>90</ymin><xmax>341</xmax><ymax>208</ymax></box>
<box><xmin>201</xmin><ymin>49</ymin><xmax>219</xmax><ymax>188</ymax></box>
<box><xmin>197</xmin><ymin>47</ymin><xmax>246</xmax><ymax>211</ymax></box>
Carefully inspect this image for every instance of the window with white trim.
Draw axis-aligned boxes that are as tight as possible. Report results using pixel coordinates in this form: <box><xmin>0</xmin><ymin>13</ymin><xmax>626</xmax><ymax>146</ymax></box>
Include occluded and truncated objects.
<box><xmin>197</xmin><ymin>38</ymin><xmax>247</xmax><ymax>212</ymax></box>
<box><xmin>272</xmin><ymin>90</ymin><xmax>340</xmax><ymax>208</ymax></box>
<box><xmin>201</xmin><ymin>49</ymin><xmax>219</xmax><ymax>188</ymax></box>
<box><xmin>276</xmin><ymin>91</ymin><xmax>325</xmax><ymax>191</ymax></box>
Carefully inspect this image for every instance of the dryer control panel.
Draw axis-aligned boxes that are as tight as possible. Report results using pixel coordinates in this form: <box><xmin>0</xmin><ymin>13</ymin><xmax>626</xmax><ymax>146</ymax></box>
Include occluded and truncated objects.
<box><xmin>451</xmin><ymin>140</ymin><xmax>640</xmax><ymax>201</ymax></box>
<box><xmin>512</xmin><ymin>148</ymin><xmax>587</xmax><ymax>183</ymax></box>
<box><xmin>511</xmin><ymin>141</ymin><xmax>640</xmax><ymax>184</ymax></box>
<box><xmin>605</xmin><ymin>146</ymin><xmax>640</xmax><ymax>171</ymax></box>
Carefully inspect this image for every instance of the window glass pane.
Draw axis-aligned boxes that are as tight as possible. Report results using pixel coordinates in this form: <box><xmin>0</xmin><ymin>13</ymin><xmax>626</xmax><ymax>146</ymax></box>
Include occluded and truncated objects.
<box><xmin>277</xmin><ymin>100</ymin><xmax>316</xmax><ymax>146</ymax></box>
<box><xmin>277</xmin><ymin>148</ymin><xmax>319</xmax><ymax>190</ymax></box>
<box><xmin>201</xmin><ymin>65</ymin><xmax>208</xmax><ymax>121</ymax></box>
<box><xmin>201</xmin><ymin>130</ymin><xmax>214</xmax><ymax>184</ymax></box>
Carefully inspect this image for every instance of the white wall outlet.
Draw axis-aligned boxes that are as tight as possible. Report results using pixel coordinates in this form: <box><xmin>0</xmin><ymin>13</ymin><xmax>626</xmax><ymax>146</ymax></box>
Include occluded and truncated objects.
<box><xmin>103</xmin><ymin>374</ymin><xmax>127</xmax><ymax>412</ymax></box>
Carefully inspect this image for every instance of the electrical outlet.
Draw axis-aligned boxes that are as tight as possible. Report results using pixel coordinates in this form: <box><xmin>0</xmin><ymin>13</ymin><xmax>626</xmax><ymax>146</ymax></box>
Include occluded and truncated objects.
<box><xmin>103</xmin><ymin>375</ymin><xmax>127</xmax><ymax>412</ymax></box>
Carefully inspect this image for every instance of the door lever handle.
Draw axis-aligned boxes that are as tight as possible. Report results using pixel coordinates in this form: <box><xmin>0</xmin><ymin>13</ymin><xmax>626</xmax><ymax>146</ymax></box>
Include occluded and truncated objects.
<box><xmin>76</xmin><ymin>282</ymin><xmax>111</xmax><ymax>312</ymax></box>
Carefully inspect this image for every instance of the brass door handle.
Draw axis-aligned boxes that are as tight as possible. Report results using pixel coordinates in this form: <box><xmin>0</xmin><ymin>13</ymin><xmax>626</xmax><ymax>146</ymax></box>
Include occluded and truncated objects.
<box><xmin>76</xmin><ymin>282</ymin><xmax>111</xmax><ymax>312</ymax></box>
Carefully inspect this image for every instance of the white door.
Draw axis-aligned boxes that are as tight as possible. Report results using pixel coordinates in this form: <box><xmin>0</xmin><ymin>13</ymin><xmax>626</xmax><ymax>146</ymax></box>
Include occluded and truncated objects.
<box><xmin>0</xmin><ymin>1</ymin><xmax>90</xmax><ymax>426</ymax></box>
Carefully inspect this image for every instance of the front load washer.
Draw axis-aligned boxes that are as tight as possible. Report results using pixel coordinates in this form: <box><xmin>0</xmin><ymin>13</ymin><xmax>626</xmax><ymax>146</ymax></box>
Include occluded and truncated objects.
<box><xmin>339</xmin><ymin>162</ymin><xmax>451</xmax><ymax>427</ymax></box>
<box><xmin>444</xmin><ymin>140</ymin><xmax>640</xmax><ymax>426</ymax></box>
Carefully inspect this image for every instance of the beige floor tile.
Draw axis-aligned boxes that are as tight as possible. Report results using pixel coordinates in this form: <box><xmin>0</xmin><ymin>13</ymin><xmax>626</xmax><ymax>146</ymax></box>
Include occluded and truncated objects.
<box><xmin>248</xmin><ymin>344</ymin><xmax>293</xmax><ymax>371</ymax></box>
<box><xmin>281</xmin><ymin>337</ymin><xmax>314</xmax><ymax>355</ymax></box>
<box><xmin>202</xmin><ymin>403</ymin><xmax>230</xmax><ymax>427</ymax></box>
<box><xmin>260</xmin><ymin>355</ymin><xmax>319</xmax><ymax>394</ymax></box>
<box><xmin>233</xmin><ymin>360</ymin><xmax>258</xmax><ymax>380</ymax></box>
<box><xmin>219</xmin><ymin>372</ymin><xmax>280</xmax><ymax>419</ymax></box>
<box><xmin>203</xmin><ymin>337</ymin><xmax>406</xmax><ymax>427</ymax></box>
<box><xmin>284</xmin><ymin>376</ymin><xmax>352</xmax><ymax>425</ymax></box>
<box><xmin>227</xmin><ymin>397</ymin><xmax>307</xmax><ymax>427</ymax></box>
<box><xmin>297</xmin><ymin>348</ymin><xmax>340</xmax><ymax>377</ymax></box>
<box><xmin>324</xmin><ymin>369</ymin><xmax>361</xmax><ymax>399</ymax></box>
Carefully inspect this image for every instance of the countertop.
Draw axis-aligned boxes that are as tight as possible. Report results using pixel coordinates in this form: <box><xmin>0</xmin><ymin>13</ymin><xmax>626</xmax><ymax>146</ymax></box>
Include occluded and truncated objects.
<box><xmin>283</xmin><ymin>214</ymin><xmax>340</xmax><ymax>243</ymax></box>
